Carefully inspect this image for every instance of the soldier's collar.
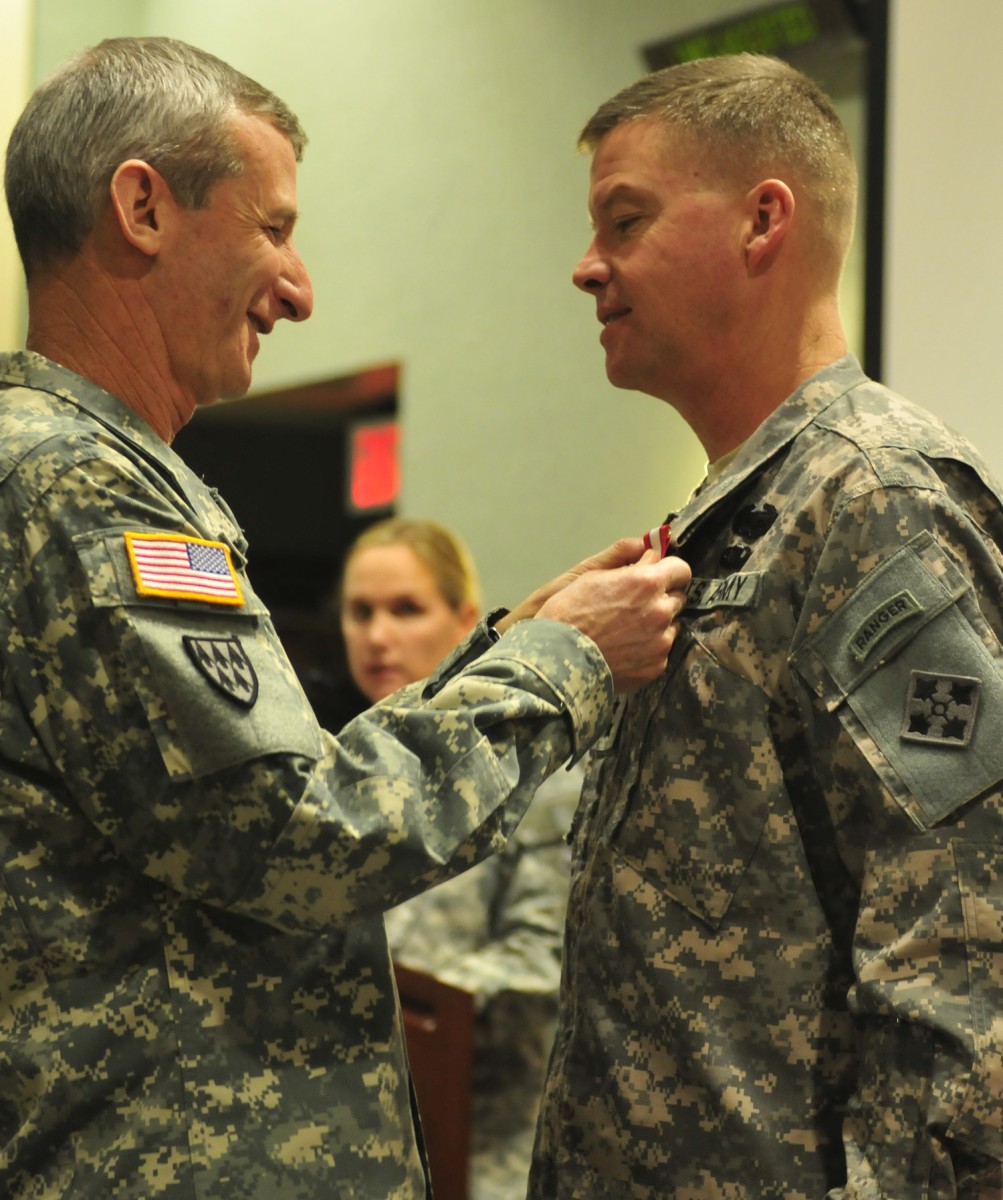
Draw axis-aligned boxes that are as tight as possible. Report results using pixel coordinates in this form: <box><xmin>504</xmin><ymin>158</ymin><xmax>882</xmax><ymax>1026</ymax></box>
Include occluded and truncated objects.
<box><xmin>670</xmin><ymin>354</ymin><xmax>865</xmax><ymax>550</ymax></box>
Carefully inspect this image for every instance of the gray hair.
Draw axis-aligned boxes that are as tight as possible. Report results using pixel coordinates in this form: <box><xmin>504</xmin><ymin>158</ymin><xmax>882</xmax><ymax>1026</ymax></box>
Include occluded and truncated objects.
<box><xmin>579</xmin><ymin>53</ymin><xmax>857</xmax><ymax>261</ymax></box>
<box><xmin>4</xmin><ymin>36</ymin><xmax>307</xmax><ymax>279</ymax></box>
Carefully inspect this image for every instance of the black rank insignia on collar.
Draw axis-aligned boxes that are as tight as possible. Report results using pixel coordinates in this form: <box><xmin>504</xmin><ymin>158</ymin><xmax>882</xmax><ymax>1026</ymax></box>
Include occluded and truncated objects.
<box><xmin>901</xmin><ymin>671</ymin><xmax>981</xmax><ymax>748</ymax></box>
<box><xmin>183</xmin><ymin>635</ymin><xmax>259</xmax><ymax>708</ymax></box>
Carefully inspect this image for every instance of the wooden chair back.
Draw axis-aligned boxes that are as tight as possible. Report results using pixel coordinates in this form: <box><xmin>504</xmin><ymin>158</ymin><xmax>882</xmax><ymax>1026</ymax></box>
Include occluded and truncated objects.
<box><xmin>394</xmin><ymin>961</ymin><xmax>476</xmax><ymax>1200</ymax></box>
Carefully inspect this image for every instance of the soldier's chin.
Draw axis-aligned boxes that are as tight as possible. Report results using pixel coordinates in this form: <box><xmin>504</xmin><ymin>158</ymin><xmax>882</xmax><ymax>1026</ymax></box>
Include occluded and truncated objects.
<box><xmin>213</xmin><ymin>369</ymin><xmax>255</xmax><ymax>405</ymax></box>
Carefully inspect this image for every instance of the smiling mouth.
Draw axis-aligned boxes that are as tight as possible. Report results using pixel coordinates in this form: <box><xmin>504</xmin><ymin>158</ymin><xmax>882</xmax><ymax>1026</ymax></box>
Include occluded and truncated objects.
<box><xmin>600</xmin><ymin>308</ymin><xmax>630</xmax><ymax>326</ymax></box>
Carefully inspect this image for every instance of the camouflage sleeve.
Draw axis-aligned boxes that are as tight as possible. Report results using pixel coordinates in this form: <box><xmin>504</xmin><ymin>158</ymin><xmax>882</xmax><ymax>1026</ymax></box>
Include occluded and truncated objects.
<box><xmin>1</xmin><ymin>452</ymin><xmax>613</xmax><ymax>932</ymax></box>
<box><xmin>249</xmin><ymin>627</ymin><xmax>602</xmax><ymax>929</ymax></box>
<box><xmin>789</xmin><ymin>478</ymin><xmax>1003</xmax><ymax>1194</ymax></box>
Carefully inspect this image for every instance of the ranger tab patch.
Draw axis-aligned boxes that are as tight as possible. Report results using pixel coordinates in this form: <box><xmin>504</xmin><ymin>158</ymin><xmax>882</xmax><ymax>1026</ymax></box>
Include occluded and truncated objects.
<box><xmin>125</xmin><ymin>532</ymin><xmax>243</xmax><ymax>606</ymax></box>
<box><xmin>850</xmin><ymin>589</ymin><xmax>922</xmax><ymax>662</ymax></box>
<box><xmin>183</xmin><ymin>635</ymin><xmax>259</xmax><ymax>707</ymax></box>
<box><xmin>901</xmin><ymin>670</ymin><xmax>981</xmax><ymax>748</ymax></box>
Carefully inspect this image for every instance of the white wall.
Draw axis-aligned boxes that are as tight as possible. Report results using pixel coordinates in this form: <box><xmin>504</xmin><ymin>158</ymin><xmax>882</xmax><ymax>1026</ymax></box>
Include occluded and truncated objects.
<box><xmin>155</xmin><ymin>0</ymin><xmax>747</xmax><ymax>606</ymax></box>
<box><xmin>884</xmin><ymin>0</ymin><xmax>1003</xmax><ymax>477</ymax></box>
<box><xmin>23</xmin><ymin>0</ymin><xmax>872</xmax><ymax>607</ymax></box>
<box><xmin>26</xmin><ymin>0</ymin><xmax>755</xmax><ymax>606</ymax></box>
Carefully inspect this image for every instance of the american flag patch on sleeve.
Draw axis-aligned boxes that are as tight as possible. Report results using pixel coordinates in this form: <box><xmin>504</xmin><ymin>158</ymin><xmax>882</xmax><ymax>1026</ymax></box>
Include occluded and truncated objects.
<box><xmin>124</xmin><ymin>532</ymin><xmax>244</xmax><ymax>606</ymax></box>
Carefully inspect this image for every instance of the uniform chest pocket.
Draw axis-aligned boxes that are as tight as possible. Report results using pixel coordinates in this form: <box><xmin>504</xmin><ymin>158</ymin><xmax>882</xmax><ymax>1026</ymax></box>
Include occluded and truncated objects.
<box><xmin>74</xmin><ymin>528</ymin><xmax>323</xmax><ymax>781</ymax></box>
<box><xmin>603</xmin><ymin>639</ymin><xmax>780</xmax><ymax>929</ymax></box>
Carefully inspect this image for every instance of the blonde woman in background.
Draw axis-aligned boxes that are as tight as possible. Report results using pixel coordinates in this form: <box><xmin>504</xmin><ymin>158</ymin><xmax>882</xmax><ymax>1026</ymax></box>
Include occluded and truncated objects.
<box><xmin>340</xmin><ymin>518</ymin><xmax>582</xmax><ymax>1200</ymax></box>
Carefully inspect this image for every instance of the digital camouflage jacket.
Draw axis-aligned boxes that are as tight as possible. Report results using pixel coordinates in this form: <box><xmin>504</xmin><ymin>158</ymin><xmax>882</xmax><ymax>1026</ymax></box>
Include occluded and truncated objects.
<box><xmin>530</xmin><ymin>356</ymin><xmax>1003</xmax><ymax>1200</ymax></box>
<box><xmin>0</xmin><ymin>352</ymin><xmax>613</xmax><ymax>1199</ymax></box>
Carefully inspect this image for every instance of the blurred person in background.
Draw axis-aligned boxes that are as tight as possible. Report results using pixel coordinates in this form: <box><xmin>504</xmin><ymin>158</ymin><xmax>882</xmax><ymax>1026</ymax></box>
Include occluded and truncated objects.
<box><xmin>340</xmin><ymin>517</ymin><xmax>583</xmax><ymax>1200</ymax></box>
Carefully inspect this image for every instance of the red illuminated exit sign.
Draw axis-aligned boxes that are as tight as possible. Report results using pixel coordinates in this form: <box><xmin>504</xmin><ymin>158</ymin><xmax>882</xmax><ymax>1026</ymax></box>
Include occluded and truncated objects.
<box><xmin>348</xmin><ymin>419</ymin><xmax>399</xmax><ymax>512</ymax></box>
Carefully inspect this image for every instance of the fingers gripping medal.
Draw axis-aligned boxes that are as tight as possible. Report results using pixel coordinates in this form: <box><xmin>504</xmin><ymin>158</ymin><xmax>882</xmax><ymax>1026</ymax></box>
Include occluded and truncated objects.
<box><xmin>641</xmin><ymin>523</ymin><xmax>672</xmax><ymax>559</ymax></box>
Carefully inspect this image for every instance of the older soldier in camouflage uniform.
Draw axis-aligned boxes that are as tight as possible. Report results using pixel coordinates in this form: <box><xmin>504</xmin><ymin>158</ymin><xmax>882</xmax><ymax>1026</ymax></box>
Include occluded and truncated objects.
<box><xmin>0</xmin><ymin>37</ymin><xmax>690</xmax><ymax>1199</ymax></box>
<box><xmin>529</xmin><ymin>54</ymin><xmax>1003</xmax><ymax>1199</ymax></box>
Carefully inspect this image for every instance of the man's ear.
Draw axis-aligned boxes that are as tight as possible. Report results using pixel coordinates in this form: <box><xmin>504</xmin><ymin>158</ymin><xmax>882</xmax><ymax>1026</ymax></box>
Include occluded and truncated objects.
<box><xmin>744</xmin><ymin>178</ymin><xmax>794</xmax><ymax>271</ymax></box>
<box><xmin>108</xmin><ymin>160</ymin><xmax>174</xmax><ymax>257</ymax></box>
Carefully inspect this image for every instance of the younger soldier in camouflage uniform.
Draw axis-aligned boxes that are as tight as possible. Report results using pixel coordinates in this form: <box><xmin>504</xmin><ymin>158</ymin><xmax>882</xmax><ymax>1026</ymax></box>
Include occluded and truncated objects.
<box><xmin>0</xmin><ymin>37</ymin><xmax>690</xmax><ymax>1199</ymax></box>
<box><xmin>529</xmin><ymin>54</ymin><xmax>1003</xmax><ymax>1199</ymax></box>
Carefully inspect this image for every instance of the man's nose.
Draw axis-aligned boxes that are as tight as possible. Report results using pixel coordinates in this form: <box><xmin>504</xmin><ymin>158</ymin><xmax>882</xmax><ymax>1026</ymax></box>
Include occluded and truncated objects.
<box><xmin>277</xmin><ymin>243</ymin><xmax>314</xmax><ymax>322</ymax></box>
<box><xmin>572</xmin><ymin>242</ymin><xmax>610</xmax><ymax>292</ymax></box>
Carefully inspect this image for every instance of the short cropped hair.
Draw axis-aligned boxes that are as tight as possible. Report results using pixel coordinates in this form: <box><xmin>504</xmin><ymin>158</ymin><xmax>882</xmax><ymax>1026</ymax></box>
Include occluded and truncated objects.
<box><xmin>341</xmin><ymin>518</ymin><xmax>483</xmax><ymax>615</ymax></box>
<box><xmin>579</xmin><ymin>53</ymin><xmax>857</xmax><ymax>261</ymax></box>
<box><xmin>4</xmin><ymin>36</ymin><xmax>307</xmax><ymax>279</ymax></box>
